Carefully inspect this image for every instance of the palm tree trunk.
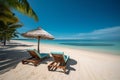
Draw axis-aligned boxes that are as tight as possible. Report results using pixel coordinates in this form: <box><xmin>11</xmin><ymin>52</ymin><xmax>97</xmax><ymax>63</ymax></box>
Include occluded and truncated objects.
<box><xmin>3</xmin><ymin>34</ymin><xmax>6</xmax><ymax>46</ymax></box>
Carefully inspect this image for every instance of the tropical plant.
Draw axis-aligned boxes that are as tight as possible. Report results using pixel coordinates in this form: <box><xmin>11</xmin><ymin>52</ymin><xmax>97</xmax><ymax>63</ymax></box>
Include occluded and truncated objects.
<box><xmin>0</xmin><ymin>21</ymin><xmax>22</xmax><ymax>45</ymax></box>
<box><xmin>0</xmin><ymin>0</ymin><xmax>38</xmax><ymax>45</ymax></box>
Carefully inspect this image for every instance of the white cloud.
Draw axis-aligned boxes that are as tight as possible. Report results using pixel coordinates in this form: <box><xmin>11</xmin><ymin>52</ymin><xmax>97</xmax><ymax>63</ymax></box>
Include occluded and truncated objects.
<box><xmin>76</xmin><ymin>26</ymin><xmax>120</xmax><ymax>39</ymax></box>
<box><xmin>91</xmin><ymin>26</ymin><xmax>120</xmax><ymax>35</ymax></box>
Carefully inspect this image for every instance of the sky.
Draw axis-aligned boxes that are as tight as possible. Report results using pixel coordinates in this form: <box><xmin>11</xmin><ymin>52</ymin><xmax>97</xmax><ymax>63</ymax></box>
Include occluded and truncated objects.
<box><xmin>14</xmin><ymin>0</ymin><xmax>120</xmax><ymax>40</ymax></box>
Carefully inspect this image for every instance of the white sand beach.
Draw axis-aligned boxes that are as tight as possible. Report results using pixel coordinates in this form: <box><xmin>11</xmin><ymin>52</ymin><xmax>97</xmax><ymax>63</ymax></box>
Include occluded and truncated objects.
<box><xmin>0</xmin><ymin>40</ymin><xmax>120</xmax><ymax>80</ymax></box>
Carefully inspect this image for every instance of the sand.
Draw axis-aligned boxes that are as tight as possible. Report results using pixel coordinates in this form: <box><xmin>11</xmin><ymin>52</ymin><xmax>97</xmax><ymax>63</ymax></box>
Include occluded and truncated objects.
<box><xmin>0</xmin><ymin>40</ymin><xmax>120</xmax><ymax>80</ymax></box>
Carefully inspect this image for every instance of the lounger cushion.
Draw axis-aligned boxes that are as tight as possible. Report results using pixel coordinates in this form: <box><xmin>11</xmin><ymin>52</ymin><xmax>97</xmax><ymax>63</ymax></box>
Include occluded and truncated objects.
<box><xmin>34</xmin><ymin>50</ymin><xmax>50</xmax><ymax>58</ymax></box>
<box><xmin>27</xmin><ymin>48</ymin><xmax>49</xmax><ymax>58</ymax></box>
<box><xmin>51</xmin><ymin>51</ymin><xmax>64</xmax><ymax>55</ymax></box>
<box><xmin>27</xmin><ymin>48</ymin><xmax>35</xmax><ymax>51</ymax></box>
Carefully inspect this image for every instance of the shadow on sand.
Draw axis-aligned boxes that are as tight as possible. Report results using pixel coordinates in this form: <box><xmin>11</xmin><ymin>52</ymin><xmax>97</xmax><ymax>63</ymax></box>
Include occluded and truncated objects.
<box><xmin>65</xmin><ymin>58</ymin><xmax>77</xmax><ymax>74</ymax></box>
<box><xmin>0</xmin><ymin>42</ymin><xmax>77</xmax><ymax>75</ymax></box>
<box><xmin>0</xmin><ymin>43</ymin><xmax>34</xmax><ymax>74</ymax></box>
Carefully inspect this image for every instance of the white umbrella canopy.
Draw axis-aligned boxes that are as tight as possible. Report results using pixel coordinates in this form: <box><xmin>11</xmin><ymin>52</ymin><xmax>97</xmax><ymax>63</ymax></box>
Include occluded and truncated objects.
<box><xmin>22</xmin><ymin>27</ymin><xmax>54</xmax><ymax>52</ymax></box>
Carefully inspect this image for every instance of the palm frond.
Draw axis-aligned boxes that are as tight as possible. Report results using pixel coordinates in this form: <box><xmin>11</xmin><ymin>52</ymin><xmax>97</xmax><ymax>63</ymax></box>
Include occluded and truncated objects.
<box><xmin>9</xmin><ymin>24</ymin><xmax>23</xmax><ymax>28</ymax></box>
<box><xmin>5</xmin><ymin>0</ymin><xmax>39</xmax><ymax>21</ymax></box>
<box><xmin>0</xmin><ymin>3</ymin><xmax>19</xmax><ymax>24</ymax></box>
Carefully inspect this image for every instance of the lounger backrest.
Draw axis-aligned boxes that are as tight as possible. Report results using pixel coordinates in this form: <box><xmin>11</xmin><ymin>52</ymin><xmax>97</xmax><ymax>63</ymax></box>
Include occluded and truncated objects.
<box><xmin>27</xmin><ymin>49</ymin><xmax>41</xmax><ymax>59</ymax></box>
<box><xmin>51</xmin><ymin>51</ymin><xmax>66</xmax><ymax>63</ymax></box>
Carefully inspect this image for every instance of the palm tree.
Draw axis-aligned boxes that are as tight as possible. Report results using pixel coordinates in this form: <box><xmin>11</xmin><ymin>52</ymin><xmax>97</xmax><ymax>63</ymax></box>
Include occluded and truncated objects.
<box><xmin>0</xmin><ymin>21</ymin><xmax>22</xmax><ymax>45</ymax></box>
<box><xmin>0</xmin><ymin>0</ymin><xmax>38</xmax><ymax>21</ymax></box>
<box><xmin>0</xmin><ymin>0</ymin><xmax>38</xmax><ymax>45</ymax></box>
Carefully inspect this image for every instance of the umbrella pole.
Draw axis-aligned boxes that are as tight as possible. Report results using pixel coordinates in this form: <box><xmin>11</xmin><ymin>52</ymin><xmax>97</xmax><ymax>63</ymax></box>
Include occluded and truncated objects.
<box><xmin>38</xmin><ymin>37</ymin><xmax>40</xmax><ymax>53</ymax></box>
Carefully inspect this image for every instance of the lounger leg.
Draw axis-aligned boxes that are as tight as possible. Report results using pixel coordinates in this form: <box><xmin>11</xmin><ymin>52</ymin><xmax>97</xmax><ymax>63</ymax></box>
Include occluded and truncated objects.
<box><xmin>48</xmin><ymin>62</ymin><xmax>55</xmax><ymax>71</ymax></box>
<box><xmin>22</xmin><ymin>58</ymin><xmax>41</xmax><ymax>66</ymax></box>
<box><xmin>58</xmin><ymin>63</ymin><xmax>66</xmax><ymax>73</ymax></box>
<box><xmin>22</xmin><ymin>60</ymin><xmax>29</xmax><ymax>64</ymax></box>
<box><xmin>63</xmin><ymin>66</ymin><xmax>66</xmax><ymax>73</ymax></box>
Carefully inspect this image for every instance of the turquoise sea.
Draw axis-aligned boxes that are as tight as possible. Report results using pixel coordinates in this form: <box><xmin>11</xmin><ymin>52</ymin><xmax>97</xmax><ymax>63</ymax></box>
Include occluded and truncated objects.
<box><xmin>16</xmin><ymin>39</ymin><xmax>120</xmax><ymax>55</ymax></box>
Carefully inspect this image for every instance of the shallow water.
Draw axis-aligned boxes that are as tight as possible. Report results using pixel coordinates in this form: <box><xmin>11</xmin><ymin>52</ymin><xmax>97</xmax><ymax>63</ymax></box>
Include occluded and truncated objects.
<box><xmin>15</xmin><ymin>39</ymin><xmax>120</xmax><ymax>55</ymax></box>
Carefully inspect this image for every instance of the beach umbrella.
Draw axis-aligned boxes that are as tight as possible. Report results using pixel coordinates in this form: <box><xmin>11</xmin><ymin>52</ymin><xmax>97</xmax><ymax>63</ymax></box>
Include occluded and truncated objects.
<box><xmin>22</xmin><ymin>27</ymin><xmax>54</xmax><ymax>53</ymax></box>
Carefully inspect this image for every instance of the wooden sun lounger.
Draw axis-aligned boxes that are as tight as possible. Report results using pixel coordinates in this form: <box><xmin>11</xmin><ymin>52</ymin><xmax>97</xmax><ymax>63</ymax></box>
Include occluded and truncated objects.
<box><xmin>22</xmin><ymin>49</ymin><xmax>50</xmax><ymax>66</ymax></box>
<box><xmin>48</xmin><ymin>52</ymin><xmax>69</xmax><ymax>73</ymax></box>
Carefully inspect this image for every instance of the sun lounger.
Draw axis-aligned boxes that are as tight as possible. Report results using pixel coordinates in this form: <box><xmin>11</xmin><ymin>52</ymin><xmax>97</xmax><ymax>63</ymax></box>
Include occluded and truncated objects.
<box><xmin>22</xmin><ymin>48</ymin><xmax>50</xmax><ymax>66</ymax></box>
<box><xmin>48</xmin><ymin>51</ymin><xmax>69</xmax><ymax>73</ymax></box>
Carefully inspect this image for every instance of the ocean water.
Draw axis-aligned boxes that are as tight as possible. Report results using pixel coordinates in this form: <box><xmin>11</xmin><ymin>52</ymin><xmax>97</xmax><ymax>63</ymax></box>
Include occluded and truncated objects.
<box><xmin>16</xmin><ymin>39</ymin><xmax>120</xmax><ymax>55</ymax></box>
